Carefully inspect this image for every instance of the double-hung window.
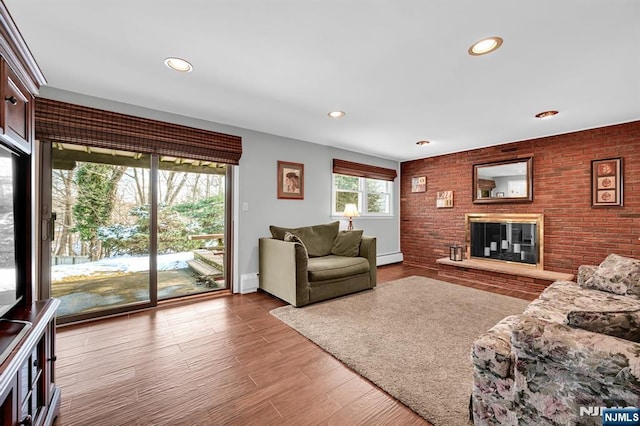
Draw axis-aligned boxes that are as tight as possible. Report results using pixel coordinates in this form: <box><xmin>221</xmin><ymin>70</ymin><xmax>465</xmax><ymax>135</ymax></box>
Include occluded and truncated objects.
<box><xmin>332</xmin><ymin>159</ymin><xmax>396</xmax><ymax>217</ymax></box>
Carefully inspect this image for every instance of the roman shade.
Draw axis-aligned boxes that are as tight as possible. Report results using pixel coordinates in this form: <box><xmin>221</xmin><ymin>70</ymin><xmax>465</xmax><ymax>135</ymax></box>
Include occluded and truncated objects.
<box><xmin>332</xmin><ymin>159</ymin><xmax>397</xmax><ymax>181</ymax></box>
<box><xmin>477</xmin><ymin>178</ymin><xmax>497</xmax><ymax>190</ymax></box>
<box><xmin>34</xmin><ymin>98</ymin><xmax>242</xmax><ymax>165</ymax></box>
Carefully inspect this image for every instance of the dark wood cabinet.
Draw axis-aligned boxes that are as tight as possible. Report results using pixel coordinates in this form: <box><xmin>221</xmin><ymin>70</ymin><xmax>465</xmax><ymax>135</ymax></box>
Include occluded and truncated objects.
<box><xmin>0</xmin><ymin>300</ymin><xmax>60</xmax><ymax>426</ymax></box>
<box><xmin>0</xmin><ymin>2</ymin><xmax>52</xmax><ymax>423</ymax></box>
<box><xmin>0</xmin><ymin>59</ymin><xmax>32</xmax><ymax>154</ymax></box>
<box><xmin>0</xmin><ymin>0</ymin><xmax>46</xmax><ymax>157</ymax></box>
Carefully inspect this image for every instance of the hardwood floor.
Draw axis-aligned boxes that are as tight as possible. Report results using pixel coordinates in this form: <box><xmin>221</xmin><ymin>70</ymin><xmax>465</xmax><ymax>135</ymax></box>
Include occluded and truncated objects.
<box><xmin>53</xmin><ymin>264</ymin><xmax>534</xmax><ymax>425</ymax></box>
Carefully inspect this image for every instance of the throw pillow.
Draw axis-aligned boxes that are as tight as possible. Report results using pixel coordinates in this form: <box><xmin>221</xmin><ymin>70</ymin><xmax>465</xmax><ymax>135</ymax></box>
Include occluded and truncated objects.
<box><xmin>331</xmin><ymin>230</ymin><xmax>363</xmax><ymax>257</ymax></box>
<box><xmin>283</xmin><ymin>231</ymin><xmax>308</xmax><ymax>258</ymax></box>
<box><xmin>566</xmin><ymin>309</ymin><xmax>640</xmax><ymax>343</ymax></box>
<box><xmin>270</xmin><ymin>222</ymin><xmax>339</xmax><ymax>257</ymax></box>
<box><xmin>577</xmin><ymin>265</ymin><xmax>598</xmax><ymax>287</ymax></box>
<box><xmin>583</xmin><ymin>254</ymin><xmax>640</xmax><ymax>295</ymax></box>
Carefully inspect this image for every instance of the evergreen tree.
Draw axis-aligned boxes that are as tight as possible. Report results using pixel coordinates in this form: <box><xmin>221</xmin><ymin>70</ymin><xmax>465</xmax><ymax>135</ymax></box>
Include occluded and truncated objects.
<box><xmin>72</xmin><ymin>163</ymin><xmax>126</xmax><ymax>260</ymax></box>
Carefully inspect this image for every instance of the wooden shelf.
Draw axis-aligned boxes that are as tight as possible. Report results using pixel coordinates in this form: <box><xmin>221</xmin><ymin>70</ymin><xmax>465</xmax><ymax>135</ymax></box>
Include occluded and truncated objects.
<box><xmin>436</xmin><ymin>257</ymin><xmax>574</xmax><ymax>282</ymax></box>
<box><xmin>0</xmin><ymin>299</ymin><xmax>60</xmax><ymax>426</ymax></box>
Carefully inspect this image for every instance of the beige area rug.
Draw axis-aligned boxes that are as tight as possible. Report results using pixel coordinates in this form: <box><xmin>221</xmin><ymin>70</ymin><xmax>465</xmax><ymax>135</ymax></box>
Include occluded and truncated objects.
<box><xmin>270</xmin><ymin>276</ymin><xmax>529</xmax><ymax>426</ymax></box>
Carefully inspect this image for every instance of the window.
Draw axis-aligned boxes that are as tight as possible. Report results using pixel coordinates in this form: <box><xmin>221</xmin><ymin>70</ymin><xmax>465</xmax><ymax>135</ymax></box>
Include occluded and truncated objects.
<box><xmin>332</xmin><ymin>173</ymin><xmax>392</xmax><ymax>216</ymax></box>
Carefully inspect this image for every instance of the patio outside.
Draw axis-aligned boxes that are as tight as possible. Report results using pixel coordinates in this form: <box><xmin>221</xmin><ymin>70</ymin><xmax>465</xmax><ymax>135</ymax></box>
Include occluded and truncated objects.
<box><xmin>51</xmin><ymin>143</ymin><xmax>227</xmax><ymax>317</ymax></box>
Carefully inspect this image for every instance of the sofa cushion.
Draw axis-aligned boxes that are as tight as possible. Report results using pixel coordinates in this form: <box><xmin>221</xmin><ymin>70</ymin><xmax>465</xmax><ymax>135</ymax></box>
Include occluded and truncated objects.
<box><xmin>307</xmin><ymin>255</ymin><xmax>370</xmax><ymax>283</ymax></box>
<box><xmin>582</xmin><ymin>254</ymin><xmax>640</xmax><ymax>295</ymax></box>
<box><xmin>523</xmin><ymin>280</ymin><xmax>640</xmax><ymax>323</ymax></box>
<box><xmin>331</xmin><ymin>230</ymin><xmax>363</xmax><ymax>257</ymax></box>
<box><xmin>270</xmin><ymin>221</ymin><xmax>340</xmax><ymax>257</ymax></box>
<box><xmin>566</xmin><ymin>309</ymin><xmax>640</xmax><ymax>343</ymax></box>
<box><xmin>284</xmin><ymin>231</ymin><xmax>308</xmax><ymax>258</ymax></box>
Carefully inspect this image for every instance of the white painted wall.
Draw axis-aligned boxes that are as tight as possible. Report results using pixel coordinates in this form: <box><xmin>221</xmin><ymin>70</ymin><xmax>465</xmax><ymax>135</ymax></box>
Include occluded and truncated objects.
<box><xmin>38</xmin><ymin>87</ymin><xmax>401</xmax><ymax>292</ymax></box>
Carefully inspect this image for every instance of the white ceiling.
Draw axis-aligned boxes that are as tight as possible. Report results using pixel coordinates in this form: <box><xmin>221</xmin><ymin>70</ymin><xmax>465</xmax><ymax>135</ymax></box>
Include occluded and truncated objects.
<box><xmin>5</xmin><ymin>0</ymin><xmax>640</xmax><ymax>162</ymax></box>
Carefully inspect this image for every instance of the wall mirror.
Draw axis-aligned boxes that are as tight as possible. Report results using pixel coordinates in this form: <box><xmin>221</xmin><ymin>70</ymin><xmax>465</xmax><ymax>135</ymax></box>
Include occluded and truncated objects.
<box><xmin>473</xmin><ymin>157</ymin><xmax>533</xmax><ymax>203</ymax></box>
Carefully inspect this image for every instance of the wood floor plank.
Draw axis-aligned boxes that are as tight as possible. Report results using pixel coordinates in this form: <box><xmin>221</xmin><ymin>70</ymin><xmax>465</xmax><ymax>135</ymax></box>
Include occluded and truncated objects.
<box><xmin>271</xmin><ymin>394</ymin><xmax>342</xmax><ymax>426</ymax></box>
<box><xmin>299</xmin><ymin>351</ymin><xmax>344</xmax><ymax>379</ymax></box>
<box><xmin>321</xmin><ymin>389</ymin><xmax>430</xmax><ymax>426</ymax></box>
<box><xmin>206</xmin><ymin>372</ymin><xmax>313</xmax><ymax>423</ymax></box>
<box><xmin>208</xmin><ymin>400</ymin><xmax>283</xmax><ymax>426</ymax></box>
<box><xmin>326</xmin><ymin>376</ymin><xmax>375</xmax><ymax>408</ymax></box>
<box><xmin>54</xmin><ymin>263</ymin><xmax>532</xmax><ymax>425</ymax></box>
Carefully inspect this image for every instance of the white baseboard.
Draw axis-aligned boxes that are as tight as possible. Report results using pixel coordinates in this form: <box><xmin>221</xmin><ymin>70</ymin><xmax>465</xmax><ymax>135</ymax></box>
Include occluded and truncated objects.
<box><xmin>377</xmin><ymin>252</ymin><xmax>403</xmax><ymax>266</ymax></box>
<box><xmin>240</xmin><ymin>272</ymin><xmax>259</xmax><ymax>294</ymax></box>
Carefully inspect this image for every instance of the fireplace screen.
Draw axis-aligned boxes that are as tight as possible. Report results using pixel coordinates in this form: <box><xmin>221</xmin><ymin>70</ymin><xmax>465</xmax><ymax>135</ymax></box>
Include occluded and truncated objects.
<box><xmin>467</xmin><ymin>214</ymin><xmax>542</xmax><ymax>267</ymax></box>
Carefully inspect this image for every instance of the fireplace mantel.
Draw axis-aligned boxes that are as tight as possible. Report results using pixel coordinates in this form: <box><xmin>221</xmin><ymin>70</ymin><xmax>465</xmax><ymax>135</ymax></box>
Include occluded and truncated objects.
<box><xmin>436</xmin><ymin>257</ymin><xmax>573</xmax><ymax>282</ymax></box>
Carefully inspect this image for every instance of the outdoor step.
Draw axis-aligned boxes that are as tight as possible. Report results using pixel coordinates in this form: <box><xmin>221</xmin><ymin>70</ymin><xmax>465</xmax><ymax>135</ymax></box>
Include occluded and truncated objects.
<box><xmin>187</xmin><ymin>259</ymin><xmax>223</xmax><ymax>277</ymax></box>
<box><xmin>192</xmin><ymin>249</ymin><xmax>224</xmax><ymax>271</ymax></box>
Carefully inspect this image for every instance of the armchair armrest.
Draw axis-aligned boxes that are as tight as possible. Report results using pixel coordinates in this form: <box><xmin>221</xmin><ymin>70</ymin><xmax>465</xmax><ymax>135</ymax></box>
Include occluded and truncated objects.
<box><xmin>359</xmin><ymin>236</ymin><xmax>377</xmax><ymax>287</ymax></box>
<box><xmin>513</xmin><ymin>316</ymin><xmax>640</xmax><ymax>386</ymax></box>
<box><xmin>258</xmin><ymin>238</ymin><xmax>309</xmax><ymax>307</ymax></box>
<box><xmin>472</xmin><ymin>315</ymin><xmax>521</xmax><ymax>379</ymax></box>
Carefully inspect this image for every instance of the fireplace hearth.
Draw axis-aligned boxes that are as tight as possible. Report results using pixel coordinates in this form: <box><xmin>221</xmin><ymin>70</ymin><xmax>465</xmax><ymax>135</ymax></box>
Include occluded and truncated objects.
<box><xmin>465</xmin><ymin>213</ymin><xmax>544</xmax><ymax>269</ymax></box>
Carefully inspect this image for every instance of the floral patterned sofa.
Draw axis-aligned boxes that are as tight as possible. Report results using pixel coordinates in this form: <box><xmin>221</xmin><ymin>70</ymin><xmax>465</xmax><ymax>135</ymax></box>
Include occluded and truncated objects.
<box><xmin>471</xmin><ymin>254</ymin><xmax>640</xmax><ymax>425</ymax></box>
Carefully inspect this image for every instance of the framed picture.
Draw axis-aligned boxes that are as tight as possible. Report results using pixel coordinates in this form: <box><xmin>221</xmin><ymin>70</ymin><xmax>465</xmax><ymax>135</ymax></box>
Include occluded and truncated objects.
<box><xmin>411</xmin><ymin>176</ymin><xmax>426</xmax><ymax>193</ymax></box>
<box><xmin>277</xmin><ymin>161</ymin><xmax>304</xmax><ymax>199</ymax></box>
<box><xmin>591</xmin><ymin>157</ymin><xmax>623</xmax><ymax>207</ymax></box>
<box><xmin>436</xmin><ymin>191</ymin><xmax>453</xmax><ymax>208</ymax></box>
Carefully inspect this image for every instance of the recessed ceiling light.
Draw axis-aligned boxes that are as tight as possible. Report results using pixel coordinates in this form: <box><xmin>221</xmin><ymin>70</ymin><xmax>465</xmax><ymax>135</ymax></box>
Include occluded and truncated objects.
<box><xmin>468</xmin><ymin>37</ymin><xmax>503</xmax><ymax>56</ymax></box>
<box><xmin>416</xmin><ymin>140</ymin><xmax>430</xmax><ymax>146</ymax></box>
<box><xmin>164</xmin><ymin>57</ymin><xmax>193</xmax><ymax>72</ymax></box>
<box><xmin>535</xmin><ymin>110</ymin><xmax>559</xmax><ymax>119</ymax></box>
<box><xmin>328</xmin><ymin>111</ymin><xmax>346</xmax><ymax>119</ymax></box>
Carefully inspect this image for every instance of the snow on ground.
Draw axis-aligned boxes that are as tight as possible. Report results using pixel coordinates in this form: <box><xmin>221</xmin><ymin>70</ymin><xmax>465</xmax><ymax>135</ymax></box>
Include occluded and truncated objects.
<box><xmin>52</xmin><ymin>251</ymin><xmax>194</xmax><ymax>281</ymax></box>
<box><xmin>0</xmin><ymin>268</ymin><xmax>14</xmax><ymax>291</ymax></box>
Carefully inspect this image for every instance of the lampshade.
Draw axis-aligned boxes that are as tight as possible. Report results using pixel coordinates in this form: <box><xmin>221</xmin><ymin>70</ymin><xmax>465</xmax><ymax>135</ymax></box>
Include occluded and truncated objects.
<box><xmin>342</xmin><ymin>203</ymin><xmax>360</xmax><ymax>218</ymax></box>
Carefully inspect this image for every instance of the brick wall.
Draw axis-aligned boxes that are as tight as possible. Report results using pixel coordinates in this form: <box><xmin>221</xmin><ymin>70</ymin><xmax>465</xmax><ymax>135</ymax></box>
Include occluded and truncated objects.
<box><xmin>401</xmin><ymin>120</ymin><xmax>640</xmax><ymax>277</ymax></box>
<box><xmin>437</xmin><ymin>263</ymin><xmax>552</xmax><ymax>294</ymax></box>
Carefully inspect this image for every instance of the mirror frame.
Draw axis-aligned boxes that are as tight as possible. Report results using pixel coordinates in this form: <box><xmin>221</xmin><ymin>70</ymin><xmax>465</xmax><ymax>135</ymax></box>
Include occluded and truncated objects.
<box><xmin>472</xmin><ymin>157</ymin><xmax>533</xmax><ymax>204</ymax></box>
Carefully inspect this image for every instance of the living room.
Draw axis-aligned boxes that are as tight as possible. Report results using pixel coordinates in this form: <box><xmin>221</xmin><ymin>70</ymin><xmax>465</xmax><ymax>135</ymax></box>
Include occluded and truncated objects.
<box><xmin>0</xmin><ymin>0</ymin><xmax>638</xmax><ymax>425</ymax></box>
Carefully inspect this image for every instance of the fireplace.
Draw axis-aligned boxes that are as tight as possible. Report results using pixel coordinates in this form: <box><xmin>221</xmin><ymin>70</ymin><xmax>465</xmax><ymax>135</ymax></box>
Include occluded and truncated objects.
<box><xmin>465</xmin><ymin>213</ymin><xmax>544</xmax><ymax>269</ymax></box>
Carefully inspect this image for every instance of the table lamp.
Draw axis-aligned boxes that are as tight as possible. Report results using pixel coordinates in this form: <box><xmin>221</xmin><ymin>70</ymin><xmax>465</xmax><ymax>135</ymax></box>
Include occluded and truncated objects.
<box><xmin>342</xmin><ymin>203</ymin><xmax>360</xmax><ymax>230</ymax></box>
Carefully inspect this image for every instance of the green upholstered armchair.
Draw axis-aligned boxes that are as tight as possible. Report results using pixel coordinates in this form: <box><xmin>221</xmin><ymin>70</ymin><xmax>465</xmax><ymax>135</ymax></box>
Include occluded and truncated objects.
<box><xmin>258</xmin><ymin>221</ymin><xmax>376</xmax><ymax>307</ymax></box>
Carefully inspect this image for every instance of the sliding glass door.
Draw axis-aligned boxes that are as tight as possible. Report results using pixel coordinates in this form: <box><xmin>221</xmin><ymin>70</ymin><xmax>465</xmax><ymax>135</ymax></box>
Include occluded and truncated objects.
<box><xmin>156</xmin><ymin>159</ymin><xmax>227</xmax><ymax>300</ymax></box>
<box><xmin>45</xmin><ymin>142</ymin><xmax>229</xmax><ymax>322</ymax></box>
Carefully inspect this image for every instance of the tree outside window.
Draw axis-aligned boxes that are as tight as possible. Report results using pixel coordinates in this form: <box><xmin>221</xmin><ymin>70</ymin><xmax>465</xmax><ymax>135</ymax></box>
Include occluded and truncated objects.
<box><xmin>333</xmin><ymin>174</ymin><xmax>392</xmax><ymax>216</ymax></box>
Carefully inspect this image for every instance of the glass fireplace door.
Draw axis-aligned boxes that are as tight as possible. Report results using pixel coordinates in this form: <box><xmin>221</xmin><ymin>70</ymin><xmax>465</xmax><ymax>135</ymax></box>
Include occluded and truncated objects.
<box><xmin>466</xmin><ymin>213</ymin><xmax>544</xmax><ymax>268</ymax></box>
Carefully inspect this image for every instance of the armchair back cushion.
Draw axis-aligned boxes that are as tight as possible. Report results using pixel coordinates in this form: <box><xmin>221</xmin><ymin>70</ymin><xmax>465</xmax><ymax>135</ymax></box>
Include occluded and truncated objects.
<box><xmin>270</xmin><ymin>221</ymin><xmax>340</xmax><ymax>257</ymax></box>
<box><xmin>331</xmin><ymin>230</ymin><xmax>363</xmax><ymax>257</ymax></box>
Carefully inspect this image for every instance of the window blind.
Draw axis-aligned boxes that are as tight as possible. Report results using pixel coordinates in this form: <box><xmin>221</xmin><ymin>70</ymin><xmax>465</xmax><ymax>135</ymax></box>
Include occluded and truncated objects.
<box><xmin>34</xmin><ymin>98</ymin><xmax>242</xmax><ymax>165</ymax></box>
<box><xmin>332</xmin><ymin>159</ymin><xmax>397</xmax><ymax>181</ymax></box>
